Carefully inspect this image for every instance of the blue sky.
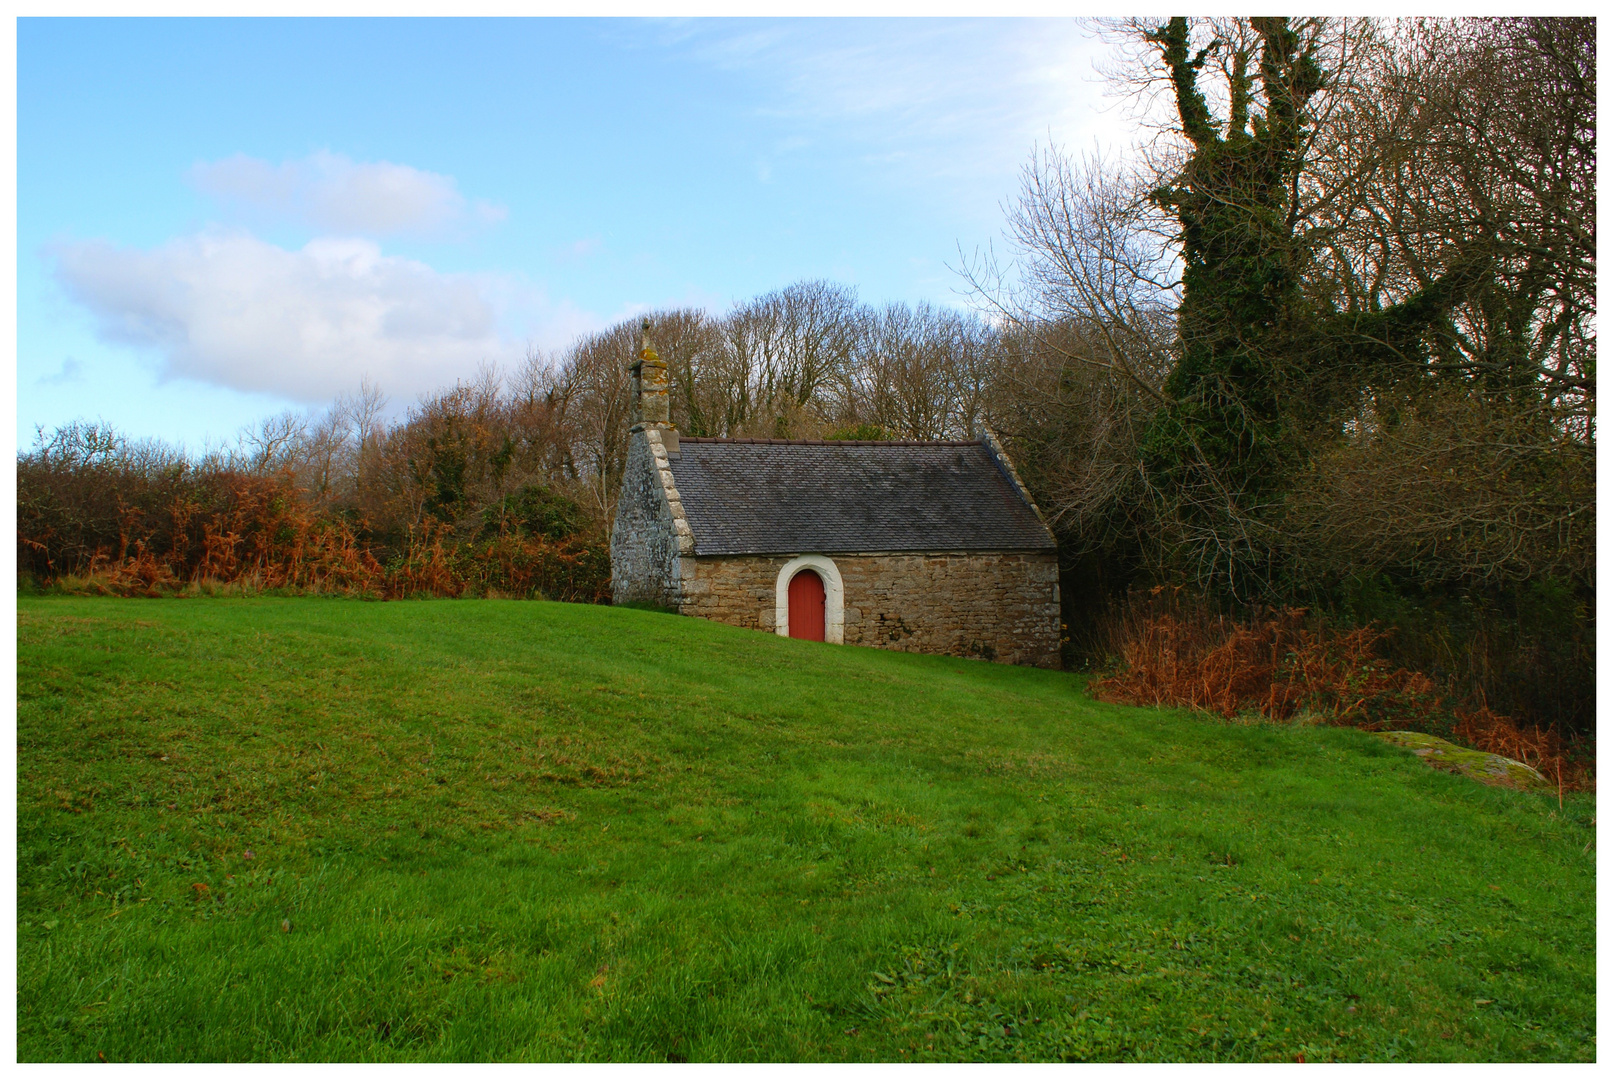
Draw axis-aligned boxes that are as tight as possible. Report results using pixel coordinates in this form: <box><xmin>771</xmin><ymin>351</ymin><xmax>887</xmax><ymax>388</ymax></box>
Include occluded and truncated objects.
<box><xmin>17</xmin><ymin>17</ymin><xmax>1139</xmax><ymax>451</ymax></box>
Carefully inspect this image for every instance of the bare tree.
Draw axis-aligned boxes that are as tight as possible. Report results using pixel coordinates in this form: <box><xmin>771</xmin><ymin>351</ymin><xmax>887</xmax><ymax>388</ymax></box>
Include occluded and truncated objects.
<box><xmin>717</xmin><ymin>281</ymin><xmax>862</xmax><ymax>437</ymax></box>
<box><xmin>1278</xmin><ymin>17</ymin><xmax>1596</xmax><ymax>589</ymax></box>
<box><xmin>959</xmin><ymin>147</ymin><xmax>1177</xmax><ymax>564</ymax></box>
<box><xmin>968</xmin><ymin>16</ymin><xmax>1593</xmax><ymax>599</ymax></box>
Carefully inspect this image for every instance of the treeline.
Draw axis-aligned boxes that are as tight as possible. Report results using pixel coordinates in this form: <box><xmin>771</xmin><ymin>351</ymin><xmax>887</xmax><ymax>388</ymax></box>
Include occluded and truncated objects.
<box><xmin>17</xmin><ymin>17</ymin><xmax>1593</xmax><ymax>743</ymax></box>
<box><xmin>985</xmin><ymin>16</ymin><xmax>1595</xmax><ymax>740</ymax></box>
<box><xmin>16</xmin><ymin>416</ymin><xmax>611</xmax><ymax>604</ymax></box>
<box><xmin>16</xmin><ymin>288</ymin><xmax>1031</xmax><ymax>607</ymax></box>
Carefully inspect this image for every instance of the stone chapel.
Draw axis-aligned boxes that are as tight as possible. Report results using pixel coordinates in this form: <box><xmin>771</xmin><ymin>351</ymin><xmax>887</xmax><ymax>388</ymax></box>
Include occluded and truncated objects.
<box><xmin>610</xmin><ymin>323</ymin><xmax>1061</xmax><ymax>667</ymax></box>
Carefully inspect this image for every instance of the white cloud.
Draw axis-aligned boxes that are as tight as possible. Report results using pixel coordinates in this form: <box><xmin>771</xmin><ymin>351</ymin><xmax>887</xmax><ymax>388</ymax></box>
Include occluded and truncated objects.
<box><xmin>49</xmin><ymin>229</ymin><xmax>559</xmax><ymax>403</ymax></box>
<box><xmin>189</xmin><ymin>151</ymin><xmax>507</xmax><ymax>238</ymax></box>
<box><xmin>36</xmin><ymin>357</ymin><xmax>84</xmax><ymax>386</ymax></box>
<box><xmin>654</xmin><ymin>20</ymin><xmax>1149</xmax><ymax>189</ymax></box>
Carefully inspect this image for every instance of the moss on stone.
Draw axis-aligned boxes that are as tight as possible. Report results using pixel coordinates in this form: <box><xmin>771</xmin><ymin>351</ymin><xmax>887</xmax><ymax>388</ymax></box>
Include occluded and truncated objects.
<box><xmin>1375</xmin><ymin>729</ymin><xmax>1550</xmax><ymax>791</ymax></box>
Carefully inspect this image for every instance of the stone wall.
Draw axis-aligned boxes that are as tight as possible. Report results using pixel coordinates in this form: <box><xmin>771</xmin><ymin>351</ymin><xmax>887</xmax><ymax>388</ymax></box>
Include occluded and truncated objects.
<box><xmin>679</xmin><ymin>551</ymin><xmax>1061</xmax><ymax>667</ymax></box>
<box><xmin>610</xmin><ymin>429</ymin><xmax>692</xmax><ymax>607</ymax></box>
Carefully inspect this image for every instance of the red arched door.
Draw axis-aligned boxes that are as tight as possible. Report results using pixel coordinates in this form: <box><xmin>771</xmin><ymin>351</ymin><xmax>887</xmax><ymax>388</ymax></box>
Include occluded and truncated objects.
<box><xmin>787</xmin><ymin>569</ymin><xmax>826</xmax><ymax>641</ymax></box>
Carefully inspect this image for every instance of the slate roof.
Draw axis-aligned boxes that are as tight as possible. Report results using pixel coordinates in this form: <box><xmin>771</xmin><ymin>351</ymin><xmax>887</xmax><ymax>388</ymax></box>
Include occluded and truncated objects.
<box><xmin>666</xmin><ymin>437</ymin><xmax>1056</xmax><ymax>556</ymax></box>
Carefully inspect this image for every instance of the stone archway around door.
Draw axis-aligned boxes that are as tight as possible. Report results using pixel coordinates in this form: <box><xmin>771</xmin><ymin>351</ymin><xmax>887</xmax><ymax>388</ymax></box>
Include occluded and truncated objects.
<box><xmin>774</xmin><ymin>555</ymin><xmax>845</xmax><ymax>644</ymax></box>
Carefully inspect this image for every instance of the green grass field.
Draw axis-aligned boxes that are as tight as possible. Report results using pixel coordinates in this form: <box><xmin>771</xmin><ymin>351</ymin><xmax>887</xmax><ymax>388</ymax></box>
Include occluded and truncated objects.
<box><xmin>16</xmin><ymin>596</ymin><xmax>1596</xmax><ymax>1062</ymax></box>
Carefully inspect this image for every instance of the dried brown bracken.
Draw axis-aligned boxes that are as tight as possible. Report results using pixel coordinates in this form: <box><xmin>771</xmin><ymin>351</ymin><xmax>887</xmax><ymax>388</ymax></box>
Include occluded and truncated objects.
<box><xmin>1091</xmin><ymin>587</ymin><xmax>1592</xmax><ymax>791</ymax></box>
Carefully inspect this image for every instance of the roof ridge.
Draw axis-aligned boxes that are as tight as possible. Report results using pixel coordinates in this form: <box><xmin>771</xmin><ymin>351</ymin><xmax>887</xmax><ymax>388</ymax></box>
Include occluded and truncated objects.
<box><xmin>676</xmin><ymin>437</ymin><xmax>981</xmax><ymax>447</ymax></box>
<box><xmin>666</xmin><ymin>433</ymin><xmax>1058</xmax><ymax>555</ymax></box>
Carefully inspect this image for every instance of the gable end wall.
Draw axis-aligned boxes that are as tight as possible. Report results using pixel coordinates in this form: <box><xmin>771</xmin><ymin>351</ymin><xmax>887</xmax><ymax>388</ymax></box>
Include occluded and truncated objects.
<box><xmin>610</xmin><ymin>428</ymin><xmax>694</xmax><ymax>607</ymax></box>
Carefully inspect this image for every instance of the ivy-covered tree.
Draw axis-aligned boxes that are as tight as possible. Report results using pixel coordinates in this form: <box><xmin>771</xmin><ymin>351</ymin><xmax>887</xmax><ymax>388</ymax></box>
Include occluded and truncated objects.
<box><xmin>1140</xmin><ymin>16</ymin><xmax>1493</xmax><ymax>596</ymax></box>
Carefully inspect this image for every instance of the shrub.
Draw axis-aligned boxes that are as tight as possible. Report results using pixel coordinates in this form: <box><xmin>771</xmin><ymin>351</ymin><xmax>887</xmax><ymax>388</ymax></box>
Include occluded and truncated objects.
<box><xmin>1090</xmin><ymin>587</ymin><xmax>1593</xmax><ymax>789</ymax></box>
<box><xmin>826</xmin><ymin>424</ymin><xmax>896</xmax><ymax>441</ymax></box>
<box><xmin>19</xmin><ymin>433</ymin><xmax>611</xmax><ymax>605</ymax></box>
<box><xmin>477</xmin><ymin>483</ymin><xmax>587</xmax><ymax>542</ymax></box>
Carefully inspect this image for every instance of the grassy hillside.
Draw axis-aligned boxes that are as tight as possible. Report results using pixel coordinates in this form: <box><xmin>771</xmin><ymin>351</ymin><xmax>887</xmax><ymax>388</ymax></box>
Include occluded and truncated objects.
<box><xmin>16</xmin><ymin>597</ymin><xmax>1595</xmax><ymax>1062</ymax></box>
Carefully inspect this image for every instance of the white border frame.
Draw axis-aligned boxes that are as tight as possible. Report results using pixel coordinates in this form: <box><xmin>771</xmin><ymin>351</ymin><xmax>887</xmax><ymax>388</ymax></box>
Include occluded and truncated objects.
<box><xmin>774</xmin><ymin>555</ymin><xmax>844</xmax><ymax>644</ymax></box>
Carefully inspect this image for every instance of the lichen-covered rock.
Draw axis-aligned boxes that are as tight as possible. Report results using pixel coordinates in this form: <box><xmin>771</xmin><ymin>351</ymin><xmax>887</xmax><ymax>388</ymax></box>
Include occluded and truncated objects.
<box><xmin>1376</xmin><ymin>730</ymin><xmax>1550</xmax><ymax>791</ymax></box>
